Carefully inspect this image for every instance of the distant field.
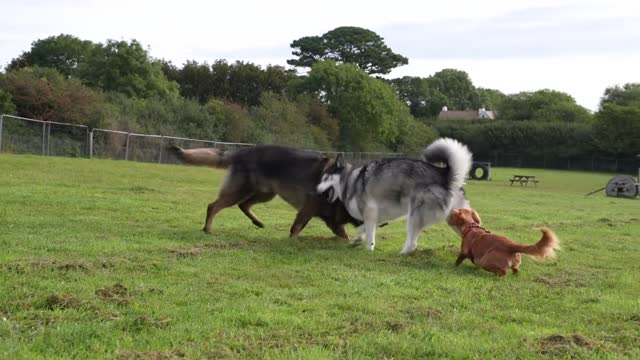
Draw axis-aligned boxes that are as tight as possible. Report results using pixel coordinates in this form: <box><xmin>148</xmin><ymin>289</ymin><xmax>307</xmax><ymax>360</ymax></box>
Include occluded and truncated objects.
<box><xmin>0</xmin><ymin>154</ymin><xmax>638</xmax><ymax>359</ymax></box>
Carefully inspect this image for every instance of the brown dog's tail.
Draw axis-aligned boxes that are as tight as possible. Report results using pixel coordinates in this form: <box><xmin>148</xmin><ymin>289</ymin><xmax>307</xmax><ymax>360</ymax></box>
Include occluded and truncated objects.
<box><xmin>509</xmin><ymin>227</ymin><xmax>560</xmax><ymax>259</ymax></box>
<box><xmin>170</xmin><ymin>146</ymin><xmax>232</xmax><ymax>168</ymax></box>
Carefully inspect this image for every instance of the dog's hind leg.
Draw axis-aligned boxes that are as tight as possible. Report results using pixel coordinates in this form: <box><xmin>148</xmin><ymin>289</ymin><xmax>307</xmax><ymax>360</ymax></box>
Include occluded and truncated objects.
<box><xmin>238</xmin><ymin>192</ymin><xmax>276</xmax><ymax>228</ymax></box>
<box><xmin>203</xmin><ymin>175</ymin><xmax>253</xmax><ymax>234</ymax></box>
<box><xmin>363</xmin><ymin>203</ymin><xmax>378</xmax><ymax>251</ymax></box>
<box><xmin>401</xmin><ymin>202</ymin><xmax>431</xmax><ymax>254</ymax></box>
<box><xmin>326</xmin><ymin>222</ymin><xmax>349</xmax><ymax>240</ymax></box>
<box><xmin>290</xmin><ymin>195</ymin><xmax>320</xmax><ymax>238</ymax></box>
<box><xmin>511</xmin><ymin>253</ymin><xmax>522</xmax><ymax>274</ymax></box>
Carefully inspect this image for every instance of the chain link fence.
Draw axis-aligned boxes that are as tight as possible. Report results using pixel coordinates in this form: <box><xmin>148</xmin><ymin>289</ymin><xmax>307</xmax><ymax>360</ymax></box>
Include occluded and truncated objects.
<box><xmin>0</xmin><ymin>115</ymin><xmax>89</xmax><ymax>157</ymax></box>
<box><xmin>482</xmin><ymin>153</ymin><xmax>639</xmax><ymax>174</ymax></box>
<box><xmin>1</xmin><ymin>114</ymin><xmax>638</xmax><ymax>173</ymax></box>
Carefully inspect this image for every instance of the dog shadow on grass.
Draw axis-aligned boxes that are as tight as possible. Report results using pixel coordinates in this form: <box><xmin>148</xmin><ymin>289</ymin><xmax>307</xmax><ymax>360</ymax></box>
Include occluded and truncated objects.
<box><xmin>167</xmin><ymin>228</ymin><xmax>509</xmax><ymax>278</ymax></box>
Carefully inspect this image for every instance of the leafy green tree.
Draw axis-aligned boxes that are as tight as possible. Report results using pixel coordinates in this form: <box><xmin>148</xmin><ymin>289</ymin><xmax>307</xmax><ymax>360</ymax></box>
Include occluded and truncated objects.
<box><xmin>79</xmin><ymin>39</ymin><xmax>179</xmax><ymax>99</ymax></box>
<box><xmin>476</xmin><ymin>88</ymin><xmax>506</xmax><ymax>110</ymax></box>
<box><xmin>177</xmin><ymin>60</ymin><xmax>215</xmax><ymax>103</ymax></box>
<box><xmin>434</xmin><ymin>120</ymin><xmax>596</xmax><ymax>159</ymax></box>
<box><xmin>295</xmin><ymin>95</ymin><xmax>340</xmax><ymax>147</ymax></box>
<box><xmin>0</xmin><ymin>86</ymin><xmax>17</xmax><ymax>115</ymax></box>
<box><xmin>390</xmin><ymin>76</ymin><xmax>448</xmax><ymax>118</ymax></box>
<box><xmin>394</xmin><ymin>116</ymin><xmax>439</xmax><ymax>154</ymax></box>
<box><xmin>288</xmin><ymin>27</ymin><xmax>408</xmax><ymax>75</ymax></box>
<box><xmin>157</xmin><ymin>59</ymin><xmax>181</xmax><ymax>84</ymax></box>
<box><xmin>3</xmin><ymin>67</ymin><xmax>104</xmax><ymax>127</ymax></box>
<box><xmin>162</xmin><ymin>60</ymin><xmax>297</xmax><ymax>106</ymax></box>
<box><xmin>599</xmin><ymin>83</ymin><xmax>640</xmax><ymax>108</ymax></box>
<box><xmin>427</xmin><ymin>69</ymin><xmax>480</xmax><ymax>110</ymax></box>
<box><xmin>293</xmin><ymin>61</ymin><xmax>410</xmax><ymax>151</ymax></box>
<box><xmin>593</xmin><ymin>104</ymin><xmax>640</xmax><ymax>156</ymax></box>
<box><xmin>250</xmin><ymin>92</ymin><xmax>331</xmax><ymax>150</ymax></box>
<box><xmin>6</xmin><ymin>34</ymin><xmax>94</xmax><ymax>78</ymax></box>
<box><xmin>204</xmin><ymin>99</ymin><xmax>252</xmax><ymax>143</ymax></box>
<box><xmin>498</xmin><ymin>89</ymin><xmax>591</xmax><ymax>122</ymax></box>
<box><xmin>224</xmin><ymin>61</ymin><xmax>297</xmax><ymax>106</ymax></box>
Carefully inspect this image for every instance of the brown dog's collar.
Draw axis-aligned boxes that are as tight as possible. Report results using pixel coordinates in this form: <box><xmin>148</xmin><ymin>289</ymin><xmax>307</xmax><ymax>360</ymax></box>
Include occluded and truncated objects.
<box><xmin>462</xmin><ymin>223</ymin><xmax>489</xmax><ymax>238</ymax></box>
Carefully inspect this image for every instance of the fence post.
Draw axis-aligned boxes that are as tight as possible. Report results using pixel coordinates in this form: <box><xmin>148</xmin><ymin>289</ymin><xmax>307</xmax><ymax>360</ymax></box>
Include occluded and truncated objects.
<box><xmin>125</xmin><ymin>133</ymin><xmax>130</xmax><ymax>161</ymax></box>
<box><xmin>159</xmin><ymin>136</ymin><xmax>164</xmax><ymax>164</ymax></box>
<box><xmin>47</xmin><ymin>122</ymin><xmax>51</xmax><ymax>156</ymax></box>
<box><xmin>85</xmin><ymin>127</ymin><xmax>90</xmax><ymax>158</ymax></box>
<box><xmin>89</xmin><ymin>131</ymin><xmax>93</xmax><ymax>159</ymax></box>
<box><xmin>42</xmin><ymin>122</ymin><xmax>46</xmax><ymax>155</ymax></box>
<box><xmin>0</xmin><ymin>114</ymin><xmax>3</xmax><ymax>152</ymax></box>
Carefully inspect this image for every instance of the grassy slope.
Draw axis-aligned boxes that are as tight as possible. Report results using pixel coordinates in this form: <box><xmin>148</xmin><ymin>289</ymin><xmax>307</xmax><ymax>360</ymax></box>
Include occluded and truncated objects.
<box><xmin>0</xmin><ymin>154</ymin><xmax>638</xmax><ymax>359</ymax></box>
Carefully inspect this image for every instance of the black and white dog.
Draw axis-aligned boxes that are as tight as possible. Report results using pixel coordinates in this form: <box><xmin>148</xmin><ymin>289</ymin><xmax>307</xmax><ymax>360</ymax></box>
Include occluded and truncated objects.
<box><xmin>317</xmin><ymin>138</ymin><xmax>472</xmax><ymax>254</ymax></box>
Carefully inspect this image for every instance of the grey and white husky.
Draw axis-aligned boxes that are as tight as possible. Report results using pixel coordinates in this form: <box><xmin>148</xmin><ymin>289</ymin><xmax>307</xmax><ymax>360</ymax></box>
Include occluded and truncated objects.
<box><xmin>317</xmin><ymin>138</ymin><xmax>472</xmax><ymax>253</ymax></box>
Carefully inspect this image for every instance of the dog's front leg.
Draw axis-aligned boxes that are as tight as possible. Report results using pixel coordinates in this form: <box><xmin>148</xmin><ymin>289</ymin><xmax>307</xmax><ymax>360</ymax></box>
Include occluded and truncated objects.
<box><xmin>363</xmin><ymin>203</ymin><xmax>378</xmax><ymax>251</ymax></box>
<box><xmin>350</xmin><ymin>225</ymin><xmax>365</xmax><ymax>247</ymax></box>
<box><xmin>454</xmin><ymin>253</ymin><xmax>466</xmax><ymax>266</ymax></box>
<box><xmin>290</xmin><ymin>195</ymin><xmax>318</xmax><ymax>238</ymax></box>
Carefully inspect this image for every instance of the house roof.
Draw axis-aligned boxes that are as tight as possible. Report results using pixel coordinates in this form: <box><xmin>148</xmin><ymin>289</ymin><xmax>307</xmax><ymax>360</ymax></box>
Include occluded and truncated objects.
<box><xmin>437</xmin><ymin>109</ymin><xmax>496</xmax><ymax>120</ymax></box>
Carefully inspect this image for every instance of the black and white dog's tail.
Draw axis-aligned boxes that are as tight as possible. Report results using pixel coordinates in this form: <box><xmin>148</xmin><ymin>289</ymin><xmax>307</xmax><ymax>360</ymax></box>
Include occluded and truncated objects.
<box><xmin>423</xmin><ymin>138</ymin><xmax>472</xmax><ymax>194</ymax></box>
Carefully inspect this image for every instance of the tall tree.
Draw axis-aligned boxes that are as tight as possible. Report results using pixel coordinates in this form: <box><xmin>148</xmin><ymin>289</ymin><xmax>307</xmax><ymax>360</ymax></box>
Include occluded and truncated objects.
<box><xmin>0</xmin><ymin>88</ymin><xmax>16</xmax><ymax>115</ymax></box>
<box><xmin>177</xmin><ymin>60</ymin><xmax>215</xmax><ymax>103</ymax></box>
<box><xmin>427</xmin><ymin>69</ymin><xmax>480</xmax><ymax>110</ymax></box>
<box><xmin>3</xmin><ymin>66</ymin><xmax>104</xmax><ymax>127</ymax></box>
<box><xmin>6</xmin><ymin>34</ymin><xmax>94</xmax><ymax>78</ymax></box>
<box><xmin>250</xmin><ymin>92</ymin><xmax>331</xmax><ymax>150</ymax></box>
<box><xmin>476</xmin><ymin>88</ymin><xmax>506</xmax><ymax>110</ymax></box>
<box><xmin>498</xmin><ymin>89</ymin><xmax>591</xmax><ymax>122</ymax></box>
<box><xmin>78</xmin><ymin>39</ymin><xmax>179</xmax><ymax>99</ymax></box>
<box><xmin>288</xmin><ymin>27</ymin><xmax>408</xmax><ymax>75</ymax></box>
<box><xmin>292</xmin><ymin>61</ymin><xmax>412</xmax><ymax>151</ymax></box>
<box><xmin>390</xmin><ymin>76</ymin><xmax>448</xmax><ymax>119</ymax></box>
<box><xmin>599</xmin><ymin>83</ymin><xmax>640</xmax><ymax>108</ymax></box>
<box><xmin>593</xmin><ymin>104</ymin><xmax>640</xmax><ymax>156</ymax></box>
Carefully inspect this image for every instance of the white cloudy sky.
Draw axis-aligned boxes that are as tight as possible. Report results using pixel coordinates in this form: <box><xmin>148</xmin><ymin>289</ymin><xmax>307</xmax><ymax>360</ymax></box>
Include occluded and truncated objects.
<box><xmin>1</xmin><ymin>0</ymin><xmax>639</xmax><ymax>110</ymax></box>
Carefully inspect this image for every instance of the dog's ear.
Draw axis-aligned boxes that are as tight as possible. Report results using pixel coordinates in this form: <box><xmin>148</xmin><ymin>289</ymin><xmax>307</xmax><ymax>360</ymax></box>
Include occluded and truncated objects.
<box><xmin>335</xmin><ymin>153</ymin><xmax>345</xmax><ymax>169</ymax></box>
<box><xmin>471</xmin><ymin>209</ymin><xmax>481</xmax><ymax>224</ymax></box>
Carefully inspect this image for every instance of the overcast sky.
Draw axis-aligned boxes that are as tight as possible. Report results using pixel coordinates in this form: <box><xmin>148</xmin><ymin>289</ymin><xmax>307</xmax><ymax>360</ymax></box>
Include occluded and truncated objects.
<box><xmin>1</xmin><ymin>0</ymin><xmax>639</xmax><ymax>110</ymax></box>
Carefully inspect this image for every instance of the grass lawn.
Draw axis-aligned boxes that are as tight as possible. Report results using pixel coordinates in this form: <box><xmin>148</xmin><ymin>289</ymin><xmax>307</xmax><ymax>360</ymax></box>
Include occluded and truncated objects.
<box><xmin>0</xmin><ymin>154</ymin><xmax>638</xmax><ymax>359</ymax></box>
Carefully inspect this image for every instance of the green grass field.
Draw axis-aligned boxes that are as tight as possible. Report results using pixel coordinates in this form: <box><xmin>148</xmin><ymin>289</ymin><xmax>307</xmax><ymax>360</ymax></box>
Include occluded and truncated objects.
<box><xmin>1</xmin><ymin>154</ymin><xmax>638</xmax><ymax>359</ymax></box>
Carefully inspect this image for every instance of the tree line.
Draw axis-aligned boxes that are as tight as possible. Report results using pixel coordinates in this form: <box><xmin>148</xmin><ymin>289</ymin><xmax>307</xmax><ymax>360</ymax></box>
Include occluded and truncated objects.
<box><xmin>0</xmin><ymin>28</ymin><xmax>638</xmax><ymax>158</ymax></box>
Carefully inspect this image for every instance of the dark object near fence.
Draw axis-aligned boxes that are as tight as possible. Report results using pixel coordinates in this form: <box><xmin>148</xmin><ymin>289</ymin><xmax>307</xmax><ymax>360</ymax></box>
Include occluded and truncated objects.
<box><xmin>469</xmin><ymin>162</ymin><xmax>491</xmax><ymax>180</ymax></box>
<box><xmin>509</xmin><ymin>174</ymin><xmax>539</xmax><ymax>187</ymax></box>
<box><xmin>605</xmin><ymin>175</ymin><xmax>638</xmax><ymax>198</ymax></box>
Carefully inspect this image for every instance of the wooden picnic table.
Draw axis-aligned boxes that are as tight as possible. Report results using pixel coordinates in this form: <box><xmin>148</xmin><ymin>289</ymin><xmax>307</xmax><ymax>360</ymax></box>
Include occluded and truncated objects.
<box><xmin>509</xmin><ymin>174</ymin><xmax>539</xmax><ymax>187</ymax></box>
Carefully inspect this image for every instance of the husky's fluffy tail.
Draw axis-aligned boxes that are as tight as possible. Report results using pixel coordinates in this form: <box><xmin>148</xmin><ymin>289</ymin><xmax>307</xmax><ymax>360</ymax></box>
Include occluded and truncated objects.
<box><xmin>170</xmin><ymin>146</ymin><xmax>232</xmax><ymax>169</ymax></box>
<box><xmin>423</xmin><ymin>138</ymin><xmax>472</xmax><ymax>194</ymax></box>
<box><xmin>507</xmin><ymin>228</ymin><xmax>560</xmax><ymax>259</ymax></box>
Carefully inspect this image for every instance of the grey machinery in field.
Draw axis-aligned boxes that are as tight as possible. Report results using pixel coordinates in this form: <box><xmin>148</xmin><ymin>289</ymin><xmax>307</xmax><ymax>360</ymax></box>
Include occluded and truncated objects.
<box><xmin>604</xmin><ymin>175</ymin><xmax>639</xmax><ymax>198</ymax></box>
<box><xmin>587</xmin><ymin>155</ymin><xmax>640</xmax><ymax>198</ymax></box>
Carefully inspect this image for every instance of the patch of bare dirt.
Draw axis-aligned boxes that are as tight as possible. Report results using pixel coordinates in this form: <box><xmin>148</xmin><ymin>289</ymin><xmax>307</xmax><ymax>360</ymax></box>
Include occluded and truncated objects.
<box><xmin>57</xmin><ymin>261</ymin><xmax>89</xmax><ymax>272</ymax></box>
<box><xmin>385</xmin><ymin>320</ymin><xmax>408</xmax><ymax>332</ymax></box>
<box><xmin>127</xmin><ymin>314</ymin><xmax>172</xmax><ymax>330</ymax></box>
<box><xmin>538</xmin><ymin>334</ymin><xmax>597</xmax><ymax>355</ymax></box>
<box><xmin>404</xmin><ymin>306</ymin><xmax>443</xmax><ymax>320</ymax></box>
<box><xmin>408</xmin><ymin>248</ymin><xmax>435</xmax><ymax>260</ymax></box>
<box><xmin>96</xmin><ymin>283</ymin><xmax>130</xmax><ymax>305</ymax></box>
<box><xmin>116</xmin><ymin>350</ymin><xmax>185</xmax><ymax>360</ymax></box>
<box><xmin>44</xmin><ymin>294</ymin><xmax>85</xmax><ymax>310</ymax></box>
<box><xmin>168</xmin><ymin>246</ymin><xmax>206</xmax><ymax>257</ymax></box>
<box><xmin>534</xmin><ymin>270</ymin><xmax>596</xmax><ymax>288</ymax></box>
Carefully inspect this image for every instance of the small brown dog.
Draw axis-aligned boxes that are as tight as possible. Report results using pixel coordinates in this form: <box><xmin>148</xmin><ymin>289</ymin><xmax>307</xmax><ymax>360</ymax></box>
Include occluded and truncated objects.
<box><xmin>447</xmin><ymin>208</ymin><xmax>559</xmax><ymax>276</ymax></box>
